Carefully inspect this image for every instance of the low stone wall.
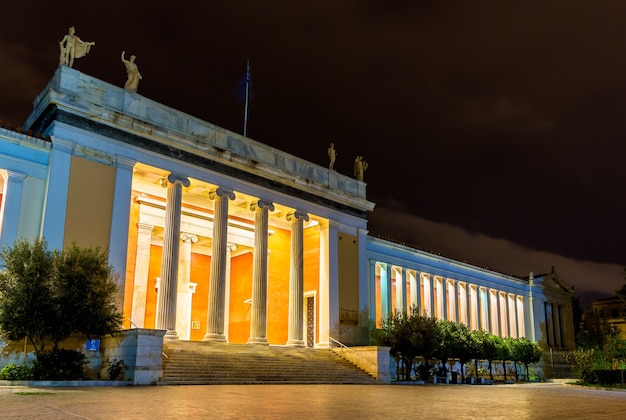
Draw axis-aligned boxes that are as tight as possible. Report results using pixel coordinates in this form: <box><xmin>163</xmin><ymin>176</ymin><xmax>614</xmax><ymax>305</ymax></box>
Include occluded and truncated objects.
<box><xmin>0</xmin><ymin>329</ymin><xmax>165</xmax><ymax>385</ymax></box>
<box><xmin>332</xmin><ymin>345</ymin><xmax>390</xmax><ymax>383</ymax></box>
<box><xmin>101</xmin><ymin>329</ymin><xmax>165</xmax><ymax>385</ymax></box>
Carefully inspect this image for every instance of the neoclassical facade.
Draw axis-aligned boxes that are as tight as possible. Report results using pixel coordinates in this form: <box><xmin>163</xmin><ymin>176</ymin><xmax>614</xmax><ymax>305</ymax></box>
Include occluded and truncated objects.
<box><xmin>0</xmin><ymin>66</ymin><xmax>575</xmax><ymax>356</ymax></box>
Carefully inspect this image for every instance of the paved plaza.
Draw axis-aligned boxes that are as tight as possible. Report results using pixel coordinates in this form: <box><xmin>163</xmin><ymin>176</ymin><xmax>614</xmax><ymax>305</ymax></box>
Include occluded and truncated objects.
<box><xmin>0</xmin><ymin>382</ymin><xmax>625</xmax><ymax>419</ymax></box>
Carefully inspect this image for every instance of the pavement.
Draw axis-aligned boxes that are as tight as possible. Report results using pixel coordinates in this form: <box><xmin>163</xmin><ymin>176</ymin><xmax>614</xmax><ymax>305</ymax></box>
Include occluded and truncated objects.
<box><xmin>1</xmin><ymin>382</ymin><xmax>626</xmax><ymax>419</ymax></box>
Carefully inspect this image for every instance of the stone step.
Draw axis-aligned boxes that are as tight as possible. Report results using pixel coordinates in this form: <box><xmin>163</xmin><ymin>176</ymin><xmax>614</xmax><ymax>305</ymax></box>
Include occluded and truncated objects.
<box><xmin>160</xmin><ymin>342</ymin><xmax>379</xmax><ymax>385</ymax></box>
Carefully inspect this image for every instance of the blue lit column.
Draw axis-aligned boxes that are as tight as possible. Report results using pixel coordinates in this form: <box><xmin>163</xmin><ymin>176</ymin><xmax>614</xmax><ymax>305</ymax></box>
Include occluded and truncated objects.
<box><xmin>0</xmin><ymin>170</ymin><xmax>26</xmax><ymax>249</ymax></box>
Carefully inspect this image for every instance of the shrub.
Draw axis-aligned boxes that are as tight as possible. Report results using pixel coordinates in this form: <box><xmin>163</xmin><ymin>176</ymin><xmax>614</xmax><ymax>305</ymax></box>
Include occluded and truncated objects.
<box><xmin>31</xmin><ymin>349</ymin><xmax>87</xmax><ymax>380</ymax></box>
<box><xmin>106</xmin><ymin>358</ymin><xmax>128</xmax><ymax>380</ymax></box>
<box><xmin>567</xmin><ymin>349</ymin><xmax>597</xmax><ymax>384</ymax></box>
<box><xmin>0</xmin><ymin>363</ymin><xmax>32</xmax><ymax>380</ymax></box>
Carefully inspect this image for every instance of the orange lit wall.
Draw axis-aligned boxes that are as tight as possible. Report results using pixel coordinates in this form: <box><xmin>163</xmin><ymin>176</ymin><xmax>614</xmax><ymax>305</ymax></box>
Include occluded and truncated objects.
<box><xmin>144</xmin><ymin>244</ymin><xmax>163</xmax><ymax>328</ymax></box>
<box><xmin>123</xmin><ymin>203</ymin><xmax>322</xmax><ymax>344</ymax></box>
<box><xmin>122</xmin><ymin>197</ymin><xmax>140</xmax><ymax>329</ymax></box>
<box><xmin>228</xmin><ymin>252</ymin><xmax>253</xmax><ymax>343</ymax></box>
<box><xmin>267</xmin><ymin>226</ymin><xmax>291</xmax><ymax>344</ymax></box>
<box><xmin>303</xmin><ymin>226</ymin><xmax>320</xmax><ymax>340</ymax></box>
<box><xmin>189</xmin><ymin>252</ymin><xmax>210</xmax><ymax>341</ymax></box>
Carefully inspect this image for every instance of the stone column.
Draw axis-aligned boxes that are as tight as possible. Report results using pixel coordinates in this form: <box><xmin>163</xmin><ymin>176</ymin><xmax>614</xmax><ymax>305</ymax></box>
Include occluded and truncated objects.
<box><xmin>429</xmin><ymin>275</ymin><xmax>435</xmax><ymax>319</ymax></box>
<box><xmin>554</xmin><ymin>304</ymin><xmax>562</xmax><ymax>347</ymax></box>
<box><xmin>318</xmin><ymin>220</ymin><xmax>338</xmax><ymax>348</ymax></box>
<box><xmin>204</xmin><ymin>188</ymin><xmax>236</xmax><ymax>342</ymax></box>
<box><xmin>177</xmin><ymin>232</ymin><xmax>198</xmax><ymax>340</ymax></box>
<box><xmin>466</xmin><ymin>284</ymin><xmax>473</xmax><ymax>328</ymax></box>
<box><xmin>369</xmin><ymin>259</ymin><xmax>377</xmax><ymax>324</ymax></box>
<box><xmin>286</xmin><ymin>210</ymin><xmax>309</xmax><ymax>346</ymax></box>
<box><xmin>248</xmin><ymin>199</ymin><xmax>274</xmax><ymax>345</ymax></box>
<box><xmin>440</xmin><ymin>277</ymin><xmax>447</xmax><ymax>321</ymax></box>
<box><xmin>131</xmin><ymin>222</ymin><xmax>154</xmax><ymax>327</ymax></box>
<box><xmin>108</xmin><ymin>156</ymin><xmax>136</xmax><ymax>307</ymax></box>
<box><xmin>155</xmin><ymin>173</ymin><xmax>189</xmax><ymax>339</ymax></box>
<box><xmin>41</xmin><ymin>138</ymin><xmax>74</xmax><ymax>250</ymax></box>
<box><xmin>0</xmin><ymin>170</ymin><xmax>26</xmax><ymax>249</ymax></box>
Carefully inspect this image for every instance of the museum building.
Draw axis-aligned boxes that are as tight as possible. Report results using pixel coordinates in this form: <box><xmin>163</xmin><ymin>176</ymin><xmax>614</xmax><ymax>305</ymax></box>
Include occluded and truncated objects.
<box><xmin>0</xmin><ymin>66</ymin><xmax>576</xmax><ymax>377</ymax></box>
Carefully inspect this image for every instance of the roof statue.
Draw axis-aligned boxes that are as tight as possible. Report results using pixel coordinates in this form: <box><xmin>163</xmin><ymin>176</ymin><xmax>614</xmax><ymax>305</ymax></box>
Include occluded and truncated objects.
<box><xmin>121</xmin><ymin>51</ymin><xmax>142</xmax><ymax>92</ymax></box>
<box><xmin>59</xmin><ymin>26</ymin><xmax>95</xmax><ymax>68</ymax></box>
<box><xmin>354</xmin><ymin>155</ymin><xmax>368</xmax><ymax>181</ymax></box>
<box><xmin>328</xmin><ymin>142</ymin><xmax>337</xmax><ymax>170</ymax></box>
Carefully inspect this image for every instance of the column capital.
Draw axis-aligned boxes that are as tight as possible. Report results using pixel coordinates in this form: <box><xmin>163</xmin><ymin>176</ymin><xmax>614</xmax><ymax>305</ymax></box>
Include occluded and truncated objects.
<box><xmin>250</xmin><ymin>199</ymin><xmax>274</xmax><ymax>212</ymax></box>
<box><xmin>286</xmin><ymin>210</ymin><xmax>309</xmax><ymax>222</ymax></box>
<box><xmin>180</xmin><ymin>232</ymin><xmax>198</xmax><ymax>243</ymax></box>
<box><xmin>137</xmin><ymin>222</ymin><xmax>155</xmax><ymax>233</ymax></box>
<box><xmin>160</xmin><ymin>173</ymin><xmax>190</xmax><ymax>188</ymax></box>
<box><xmin>209</xmin><ymin>187</ymin><xmax>235</xmax><ymax>201</ymax></box>
<box><xmin>50</xmin><ymin>137</ymin><xmax>76</xmax><ymax>154</ymax></box>
<box><xmin>116</xmin><ymin>156</ymin><xmax>136</xmax><ymax>171</ymax></box>
<box><xmin>4</xmin><ymin>170</ymin><xmax>27</xmax><ymax>182</ymax></box>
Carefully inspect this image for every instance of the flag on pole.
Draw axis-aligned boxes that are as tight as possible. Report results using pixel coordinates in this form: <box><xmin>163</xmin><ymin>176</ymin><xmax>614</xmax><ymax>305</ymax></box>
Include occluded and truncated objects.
<box><xmin>243</xmin><ymin>59</ymin><xmax>251</xmax><ymax>137</ymax></box>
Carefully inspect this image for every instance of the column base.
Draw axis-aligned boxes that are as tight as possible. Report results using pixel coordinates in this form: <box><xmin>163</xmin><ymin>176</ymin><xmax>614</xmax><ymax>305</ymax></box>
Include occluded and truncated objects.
<box><xmin>202</xmin><ymin>333</ymin><xmax>227</xmax><ymax>342</ymax></box>
<box><xmin>285</xmin><ymin>339</ymin><xmax>305</xmax><ymax>347</ymax></box>
<box><xmin>247</xmin><ymin>337</ymin><xmax>269</xmax><ymax>345</ymax></box>
<box><xmin>164</xmin><ymin>329</ymin><xmax>179</xmax><ymax>340</ymax></box>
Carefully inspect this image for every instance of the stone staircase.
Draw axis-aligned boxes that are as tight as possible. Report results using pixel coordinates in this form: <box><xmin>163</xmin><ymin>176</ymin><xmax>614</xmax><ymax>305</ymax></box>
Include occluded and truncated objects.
<box><xmin>160</xmin><ymin>341</ymin><xmax>380</xmax><ymax>385</ymax></box>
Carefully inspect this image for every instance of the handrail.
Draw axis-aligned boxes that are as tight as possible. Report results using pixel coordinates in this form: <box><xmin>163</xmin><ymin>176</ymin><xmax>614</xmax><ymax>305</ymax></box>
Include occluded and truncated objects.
<box><xmin>328</xmin><ymin>336</ymin><xmax>377</xmax><ymax>371</ymax></box>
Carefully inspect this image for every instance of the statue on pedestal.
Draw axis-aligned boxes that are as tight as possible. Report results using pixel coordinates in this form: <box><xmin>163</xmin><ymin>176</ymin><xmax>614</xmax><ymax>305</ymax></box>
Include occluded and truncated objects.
<box><xmin>121</xmin><ymin>51</ymin><xmax>142</xmax><ymax>92</ymax></box>
<box><xmin>59</xmin><ymin>26</ymin><xmax>95</xmax><ymax>68</ymax></box>
<box><xmin>328</xmin><ymin>142</ymin><xmax>337</xmax><ymax>170</ymax></box>
<box><xmin>354</xmin><ymin>155</ymin><xmax>368</xmax><ymax>181</ymax></box>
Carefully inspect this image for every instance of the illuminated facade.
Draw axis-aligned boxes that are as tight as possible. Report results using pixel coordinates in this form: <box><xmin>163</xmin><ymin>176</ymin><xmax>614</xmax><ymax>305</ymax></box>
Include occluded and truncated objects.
<box><xmin>0</xmin><ymin>66</ymin><xmax>575</xmax><ymax>357</ymax></box>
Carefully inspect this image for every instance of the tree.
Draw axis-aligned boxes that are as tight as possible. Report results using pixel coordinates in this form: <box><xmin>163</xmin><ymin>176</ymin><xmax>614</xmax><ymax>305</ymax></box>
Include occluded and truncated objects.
<box><xmin>495</xmin><ymin>335</ymin><xmax>511</xmax><ymax>381</ymax></box>
<box><xmin>482</xmin><ymin>333</ymin><xmax>501</xmax><ymax>381</ymax></box>
<box><xmin>0</xmin><ymin>239</ymin><xmax>56</xmax><ymax>355</ymax></box>
<box><xmin>576</xmin><ymin>311</ymin><xmax>619</xmax><ymax>351</ymax></box>
<box><xmin>0</xmin><ymin>239</ymin><xmax>123</xmax><ymax>357</ymax></box>
<box><xmin>375</xmin><ymin>308</ymin><xmax>439</xmax><ymax>381</ymax></box>
<box><xmin>437</xmin><ymin>320</ymin><xmax>473</xmax><ymax>380</ymax></box>
<box><xmin>509</xmin><ymin>337</ymin><xmax>542</xmax><ymax>381</ymax></box>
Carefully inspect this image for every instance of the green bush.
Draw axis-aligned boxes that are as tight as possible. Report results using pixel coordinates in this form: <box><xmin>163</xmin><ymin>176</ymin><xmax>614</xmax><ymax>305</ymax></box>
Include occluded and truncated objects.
<box><xmin>106</xmin><ymin>358</ymin><xmax>127</xmax><ymax>380</ymax></box>
<box><xmin>0</xmin><ymin>363</ymin><xmax>32</xmax><ymax>380</ymax></box>
<box><xmin>567</xmin><ymin>349</ymin><xmax>598</xmax><ymax>384</ymax></box>
<box><xmin>31</xmin><ymin>349</ymin><xmax>87</xmax><ymax>380</ymax></box>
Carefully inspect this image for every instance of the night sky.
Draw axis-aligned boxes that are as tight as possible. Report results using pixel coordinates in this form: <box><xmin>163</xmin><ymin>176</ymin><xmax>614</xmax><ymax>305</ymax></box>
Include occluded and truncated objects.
<box><xmin>1</xmin><ymin>1</ymin><xmax>625</xmax><ymax>306</ymax></box>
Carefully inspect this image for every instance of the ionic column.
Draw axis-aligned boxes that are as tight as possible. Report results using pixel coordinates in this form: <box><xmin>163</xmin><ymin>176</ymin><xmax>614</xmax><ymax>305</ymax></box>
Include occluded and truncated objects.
<box><xmin>204</xmin><ymin>188</ymin><xmax>236</xmax><ymax>342</ymax></box>
<box><xmin>131</xmin><ymin>222</ymin><xmax>154</xmax><ymax>327</ymax></box>
<box><xmin>156</xmin><ymin>173</ymin><xmax>190</xmax><ymax>339</ymax></box>
<box><xmin>176</xmin><ymin>232</ymin><xmax>198</xmax><ymax>340</ymax></box>
<box><xmin>286</xmin><ymin>210</ymin><xmax>309</xmax><ymax>346</ymax></box>
<box><xmin>248</xmin><ymin>199</ymin><xmax>274</xmax><ymax>345</ymax></box>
